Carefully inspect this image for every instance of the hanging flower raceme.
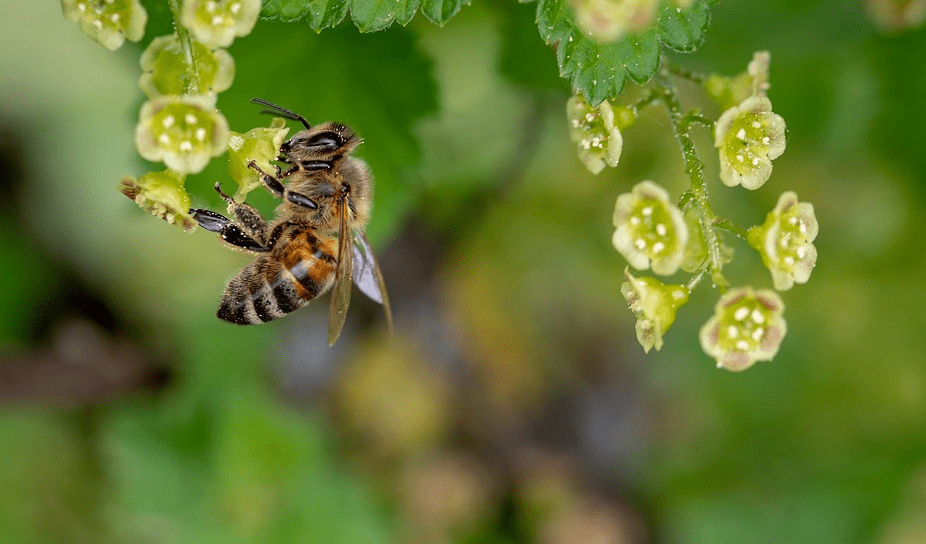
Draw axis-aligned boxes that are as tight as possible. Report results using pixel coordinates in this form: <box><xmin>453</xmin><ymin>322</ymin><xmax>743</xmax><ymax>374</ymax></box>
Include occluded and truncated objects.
<box><xmin>612</xmin><ymin>181</ymin><xmax>688</xmax><ymax>276</ymax></box>
<box><xmin>747</xmin><ymin>191</ymin><xmax>819</xmax><ymax>291</ymax></box>
<box><xmin>567</xmin><ymin>94</ymin><xmax>629</xmax><ymax>175</ymax></box>
<box><xmin>181</xmin><ymin>0</ymin><xmax>261</xmax><ymax>48</ymax></box>
<box><xmin>60</xmin><ymin>0</ymin><xmax>147</xmax><ymax>51</ymax></box>
<box><xmin>714</xmin><ymin>96</ymin><xmax>787</xmax><ymax>190</ymax></box>
<box><xmin>699</xmin><ymin>287</ymin><xmax>787</xmax><ymax>372</ymax></box>
<box><xmin>119</xmin><ymin>170</ymin><xmax>195</xmax><ymax>231</ymax></box>
<box><xmin>139</xmin><ymin>35</ymin><xmax>235</xmax><ymax>98</ymax></box>
<box><xmin>135</xmin><ymin>95</ymin><xmax>230</xmax><ymax>175</ymax></box>
<box><xmin>621</xmin><ymin>269</ymin><xmax>689</xmax><ymax>353</ymax></box>
<box><xmin>226</xmin><ymin>118</ymin><xmax>291</xmax><ymax>200</ymax></box>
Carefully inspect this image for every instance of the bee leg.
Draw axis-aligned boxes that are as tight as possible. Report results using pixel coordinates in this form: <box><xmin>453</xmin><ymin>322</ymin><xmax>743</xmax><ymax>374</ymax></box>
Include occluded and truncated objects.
<box><xmin>212</xmin><ymin>182</ymin><xmax>272</xmax><ymax>245</ymax></box>
<box><xmin>299</xmin><ymin>160</ymin><xmax>333</xmax><ymax>171</ymax></box>
<box><xmin>190</xmin><ymin>208</ymin><xmax>270</xmax><ymax>253</ymax></box>
<box><xmin>247</xmin><ymin>160</ymin><xmax>285</xmax><ymax>198</ymax></box>
<box><xmin>285</xmin><ymin>191</ymin><xmax>318</xmax><ymax>209</ymax></box>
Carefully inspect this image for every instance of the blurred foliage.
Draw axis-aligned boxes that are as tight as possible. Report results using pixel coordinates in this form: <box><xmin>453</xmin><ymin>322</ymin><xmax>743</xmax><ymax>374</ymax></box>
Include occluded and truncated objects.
<box><xmin>3</xmin><ymin>1</ymin><xmax>926</xmax><ymax>544</ymax></box>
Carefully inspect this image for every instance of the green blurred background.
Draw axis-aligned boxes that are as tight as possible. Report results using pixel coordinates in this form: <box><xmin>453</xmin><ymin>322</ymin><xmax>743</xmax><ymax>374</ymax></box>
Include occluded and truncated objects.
<box><xmin>2</xmin><ymin>1</ymin><xmax>926</xmax><ymax>542</ymax></box>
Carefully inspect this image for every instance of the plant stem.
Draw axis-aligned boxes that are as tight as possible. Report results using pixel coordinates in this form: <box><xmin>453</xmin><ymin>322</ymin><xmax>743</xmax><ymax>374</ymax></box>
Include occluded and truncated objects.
<box><xmin>665</xmin><ymin>62</ymin><xmax>708</xmax><ymax>85</ymax></box>
<box><xmin>655</xmin><ymin>68</ymin><xmax>728</xmax><ymax>291</ymax></box>
<box><xmin>714</xmin><ymin>219</ymin><xmax>748</xmax><ymax>239</ymax></box>
<box><xmin>168</xmin><ymin>0</ymin><xmax>200</xmax><ymax>95</ymax></box>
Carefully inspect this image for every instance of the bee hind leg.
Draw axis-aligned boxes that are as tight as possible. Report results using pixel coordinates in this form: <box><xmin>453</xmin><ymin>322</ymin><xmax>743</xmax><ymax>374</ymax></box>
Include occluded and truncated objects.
<box><xmin>190</xmin><ymin>208</ymin><xmax>269</xmax><ymax>253</ymax></box>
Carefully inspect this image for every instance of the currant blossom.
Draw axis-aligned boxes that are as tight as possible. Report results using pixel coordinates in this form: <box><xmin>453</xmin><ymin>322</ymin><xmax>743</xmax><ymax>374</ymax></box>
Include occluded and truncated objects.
<box><xmin>747</xmin><ymin>192</ymin><xmax>819</xmax><ymax>291</ymax></box>
<box><xmin>135</xmin><ymin>95</ymin><xmax>230</xmax><ymax>175</ymax></box>
<box><xmin>568</xmin><ymin>0</ymin><xmax>659</xmax><ymax>43</ymax></box>
<box><xmin>181</xmin><ymin>0</ymin><xmax>261</xmax><ymax>49</ymax></box>
<box><xmin>621</xmin><ymin>269</ymin><xmax>689</xmax><ymax>353</ymax></box>
<box><xmin>699</xmin><ymin>287</ymin><xmax>787</xmax><ymax>372</ymax></box>
<box><xmin>139</xmin><ymin>35</ymin><xmax>235</xmax><ymax>98</ymax></box>
<box><xmin>714</xmin><ymin>96</ymin><xmax>786</xmax><ymax>190</ymax></box>
<box><xmin>613</xmin><ymin>181</ymin><xmax>688</xmax><ymax>276</ymax></box>
<box><xmin>119</xmin><ymin>170</ymin><xmax>195</xmax><ymax>231</ymax></box>
<box><xmin>866</xmin><ymin>0</ymin><xmax>926</xmax><ymax>33</ymax></box>
<box><xmin>705</xmin><ymin>51</ymin><xmax>772</xmax><ymax>111</ymax></box>
<box><xmin>61</xmin><ymin>0</ymin><xmax>147</xmax><ymax>51</ymax></box>
<box><xmin>567</xmin><ymin>95</ymin><xmax>627</xmax><ymax>175</ymax></box>
<box><xmin>227</xmin><ymin>118</ymin><xmax>291</xmax><ymax>200</ymax></box>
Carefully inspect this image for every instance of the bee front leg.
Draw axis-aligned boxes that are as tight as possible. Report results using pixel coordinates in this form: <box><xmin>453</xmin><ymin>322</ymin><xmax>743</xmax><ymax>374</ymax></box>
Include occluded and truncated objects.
<box><xmin>247</xmin><ymin>160</ymin><xmax>286</xmax><ymax>198</ymax></box>
<box><xmin>190</xmin><ymin>208</ymin><xmax>269</xmax><ymax>253</ymax></box>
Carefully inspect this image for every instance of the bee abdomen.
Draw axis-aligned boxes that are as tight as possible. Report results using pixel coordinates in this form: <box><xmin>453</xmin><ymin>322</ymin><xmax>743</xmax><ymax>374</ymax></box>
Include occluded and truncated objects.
<box><xmin>217</xmin><ymin>259</ymin><xmax>306</xmax><ymax>325</ymax></box>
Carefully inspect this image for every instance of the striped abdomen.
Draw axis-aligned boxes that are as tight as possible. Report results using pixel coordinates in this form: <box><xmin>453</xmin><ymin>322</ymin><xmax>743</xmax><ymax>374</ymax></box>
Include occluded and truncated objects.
<box><xmin>217</xmin><ymin>229</ymin><xmax>338</xmax><ymax>325</ymax></box>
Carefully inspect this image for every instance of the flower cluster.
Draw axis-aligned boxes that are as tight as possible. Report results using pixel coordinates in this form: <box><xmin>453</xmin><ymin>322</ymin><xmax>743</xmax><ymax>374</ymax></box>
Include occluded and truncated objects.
<box><xmin>699</xmin><ymin>287</ymin><xmax>787</xmax><ymax>371</ymax></box>
<box><xmin>61</xmin><ymin>0</ymin><xmax>147</xmax><ymax>51</ymax></box>
<box><xmin>612</xmin><ymin>181</ymin><xmax>688</xmax><ymax>276</ymax></box>
<box><xmin>567</xmin><ymin>95</ymin><xmax>630</xmax><ymax>175</ymax></box>
<box><xmin>61</xmin><ymin>0</ymin><xmax>266</xmax><ymax>230</ymax></box>
<box><xmin>748</xmin><ymin>192</ymin><xmax>819</xmax><ymax>291</ymax></box>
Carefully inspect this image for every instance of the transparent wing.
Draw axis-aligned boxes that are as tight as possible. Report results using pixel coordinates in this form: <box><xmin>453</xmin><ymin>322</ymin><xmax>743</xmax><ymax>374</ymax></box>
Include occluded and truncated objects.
<box><xmin>327</xmin><ymin>197</ymin><xmax>352</xmax><ymax>346</ymax></box>
<box><xmin>352</xmin><ymin>230</ymin><xmax>394</xmax><ymax>335</ymax></box>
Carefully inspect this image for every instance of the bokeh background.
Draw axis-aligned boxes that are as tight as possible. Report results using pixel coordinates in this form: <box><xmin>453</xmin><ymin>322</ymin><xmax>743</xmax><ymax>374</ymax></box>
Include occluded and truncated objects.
<box><xmin>3</xmin><ymin>1</ymin><xmax>926</xmax><ymax>542</ymax></box>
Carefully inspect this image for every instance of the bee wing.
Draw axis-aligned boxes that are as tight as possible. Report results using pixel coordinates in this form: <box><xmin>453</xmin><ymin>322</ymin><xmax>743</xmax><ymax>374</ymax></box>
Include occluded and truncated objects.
<box><xmin>352</xmin><ymin>230</ymin><xmax>394</xmax><ymax>335</ymax></box>
<box><xmin>327</xmin><ymin>197</ymin><xmax>352</xmax><ymax>346</ymax></box>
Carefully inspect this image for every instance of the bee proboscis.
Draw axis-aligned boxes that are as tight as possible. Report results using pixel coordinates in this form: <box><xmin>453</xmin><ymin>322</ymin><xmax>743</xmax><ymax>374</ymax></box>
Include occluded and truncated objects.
<box><xmin>191</xmin><ymin>98</ymin><xmax>393</xmax><ymax>345</ymax></box>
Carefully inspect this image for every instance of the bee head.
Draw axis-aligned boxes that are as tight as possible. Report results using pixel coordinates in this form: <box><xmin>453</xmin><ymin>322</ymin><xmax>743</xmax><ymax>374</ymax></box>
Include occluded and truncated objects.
<box><xmin>280</xmin><ymin>122</ymin><xmax>361</xmax><ymax>162</ymax></box>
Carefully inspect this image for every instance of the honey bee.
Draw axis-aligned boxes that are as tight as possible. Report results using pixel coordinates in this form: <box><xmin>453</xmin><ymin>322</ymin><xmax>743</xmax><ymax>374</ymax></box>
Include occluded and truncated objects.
<box><xmin>190</xmin><ymin>98</ymin><xmax>392</xmax><ymax>345</ymax></box>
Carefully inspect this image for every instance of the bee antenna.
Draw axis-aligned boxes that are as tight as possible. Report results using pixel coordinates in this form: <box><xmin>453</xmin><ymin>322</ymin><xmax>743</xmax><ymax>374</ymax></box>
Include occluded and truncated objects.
<box><xmin>250</xmin><ymin>97</ymin><xmax>311</xmax><ymax>130</ymax></box>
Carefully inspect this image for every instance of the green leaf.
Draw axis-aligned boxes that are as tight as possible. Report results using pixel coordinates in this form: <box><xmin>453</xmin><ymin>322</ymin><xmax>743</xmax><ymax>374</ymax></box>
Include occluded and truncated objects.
<box><xmin>261</xmin><ymin>0</ymin><xmax>469</xmax><ymax>31</ymax></box>
<box><xmin>532</xmin><ymin>0</ymin><xmax>714</xmax><ymax>105</ymax></box>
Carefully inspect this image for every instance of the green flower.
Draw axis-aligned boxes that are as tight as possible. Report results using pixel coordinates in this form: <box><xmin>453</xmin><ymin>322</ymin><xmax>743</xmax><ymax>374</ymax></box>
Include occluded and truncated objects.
<box><xmin>612</xmin><ymin>181</ymin><xmax>688</xmax><ymax>276</ymax></box>
<box><xmin>567</xmin><ymin>95</ymin><xmax>627</xmax><ymax>175</ymax></box>
<box><xmin>699</xmin><ymin>287</ymin><xmax>787</xmax><ymax>372</ymax></box>
<box><xmin>181</xmin><ymin>0</ymin><xmax>261</xmax><ymax>48</ymax></box>
<box><xmin>621</xmin><ymin>269</ymin><xmax>689</xmax><ymax>353</ymax></box>
<box><xmin>61</xmin><ymin>0</ymin><xmax>147</xmax><ymax>51</ymax></box>
<box><xmin>227</xmin><ymin>118</ymin><xmax>291</xmax><ymax>200</ymax></box>
<box><xmin>705</xmin><ymin>51</ymin><xmax>771</xmax><ymax>112</ymax></box>
<box><xmin>139</xmin><ymin>35</ymin><xmax>235</xmax><ymax>98</ymax></box>
<box><xmin>747</xmin><ymin>191</ymin><xmax>819</xmax><ymax>291</ymax></box>
<box><xmin>866</xmin><ymin>0</ymin><xmax>926</xmax><ymax>33</ymax></box>
<box><xmin>714</xmin><ymin>96</ymin><xmax>787</xmax><ymax>190</ymax></box>
<box><xmin>119</xmin><ymin>170</ymin><xmax>195</xmax><ymax>231</ymax></box>
<box><xmin>568</xmin><ymin>0</ymin><xmax>659</xmax><ymax>43</ymax></box>
<box><xmin>135</xmin><ymin>95</ymin><xmax>230</xmax><ymax>174</ymax></box>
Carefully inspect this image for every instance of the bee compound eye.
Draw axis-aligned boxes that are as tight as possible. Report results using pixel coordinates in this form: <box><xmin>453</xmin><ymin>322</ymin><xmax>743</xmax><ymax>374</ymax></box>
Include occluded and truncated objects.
<box><xmin>306</xmin><ymin>131</ymin><xmax>342</xmax><ymax>150</ymax></box>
